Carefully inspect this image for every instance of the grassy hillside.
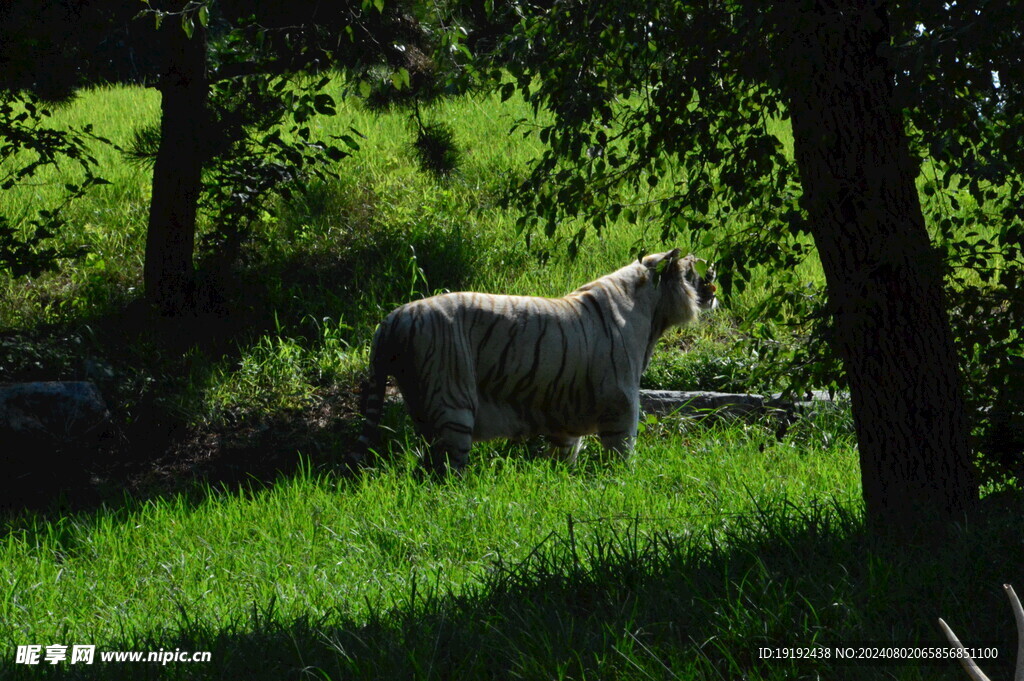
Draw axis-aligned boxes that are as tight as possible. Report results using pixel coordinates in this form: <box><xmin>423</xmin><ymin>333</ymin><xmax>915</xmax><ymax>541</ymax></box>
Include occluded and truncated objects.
<box><xmin>0</xmin><ymin>82</ymin><xmax>796</xmax><ymax>433</ymax></box>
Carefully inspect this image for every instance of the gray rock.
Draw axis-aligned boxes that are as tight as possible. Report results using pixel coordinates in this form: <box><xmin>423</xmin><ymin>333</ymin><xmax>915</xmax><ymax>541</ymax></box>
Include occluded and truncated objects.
<box><xmin>1</xmin><ymin>381</ymin><xmax>112</xmax><ymax>505</ymax></box>
<box><xmin>0</xmin><ymin>381</ymin><xmax>110</xmax><ymax>443</ymax></box>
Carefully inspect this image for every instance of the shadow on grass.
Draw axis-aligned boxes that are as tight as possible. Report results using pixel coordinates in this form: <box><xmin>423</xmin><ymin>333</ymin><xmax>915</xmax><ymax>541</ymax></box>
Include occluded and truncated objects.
<box><xmin>13</xmin><ymin>495</ymin><xmax>1024</xmax><ymax>681</ymax></box>
<box><xmin>0</xmin><ymin>218</ymin><xmax>484</xmax><ymax>515</ymax></box>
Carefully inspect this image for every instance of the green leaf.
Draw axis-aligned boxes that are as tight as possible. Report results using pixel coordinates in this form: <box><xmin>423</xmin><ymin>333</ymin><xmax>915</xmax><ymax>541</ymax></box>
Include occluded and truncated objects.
<box><xmin>198</xmin><ymin>5</ymin><xmax>210</xmax><ymax>27</ymax></box>
<box><xmin>390</xmin><ymin>68</ymin><xmax>411</xmax><ymax>90</ymax></box>
<box><xmin>182</xmin><ymin>14</ymin><xmax>194</xmax><ymax>39</ymax></box>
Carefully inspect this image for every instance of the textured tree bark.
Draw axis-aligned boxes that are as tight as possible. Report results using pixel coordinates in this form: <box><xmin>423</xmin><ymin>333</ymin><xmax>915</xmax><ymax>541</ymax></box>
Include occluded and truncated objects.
<box><xmin>144</xmin><ymin>11</ymin><xmax>207</xmax><ymax>316</ymax></box>
<box><xmin>779</xmin><ymin>0</ymin><xmax>978</xmax><ymax>533</ymax></box>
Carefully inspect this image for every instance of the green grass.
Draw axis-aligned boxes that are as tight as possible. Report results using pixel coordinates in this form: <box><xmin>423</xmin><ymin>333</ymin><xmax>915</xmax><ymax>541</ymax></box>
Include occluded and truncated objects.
<box><xmin>2</xmin><ymin>418</ymin><xmax>858</xmax><ymax>627</ymax></box>
<box><xmin>1</xmin><ymin>413</ymin><xmax>869</xmax><ymax>680</ymax></box>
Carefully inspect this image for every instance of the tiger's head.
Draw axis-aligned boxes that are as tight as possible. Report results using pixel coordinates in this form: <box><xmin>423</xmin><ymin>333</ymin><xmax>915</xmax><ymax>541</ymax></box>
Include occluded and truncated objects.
<box><xmin>643</xmin><ymin>249</ymin><xmax>719</xmax><ymax>313</ymax></box>
<box><xmin>684</xmin><ymin>255</ymin><xmax>719</xmax><ymax>311</ymax></box>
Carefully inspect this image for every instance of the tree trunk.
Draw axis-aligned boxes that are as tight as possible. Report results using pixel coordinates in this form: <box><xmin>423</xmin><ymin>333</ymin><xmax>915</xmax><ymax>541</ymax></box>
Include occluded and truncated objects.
<box><xmin>144</xmin><ymin>11</ymin><xmax>207</xmax><ymax>316</ymax></box>
<box><xmin>779</xmin><ymin>1</ymin><xmax>978</xmax><ymax>533</ymax></box>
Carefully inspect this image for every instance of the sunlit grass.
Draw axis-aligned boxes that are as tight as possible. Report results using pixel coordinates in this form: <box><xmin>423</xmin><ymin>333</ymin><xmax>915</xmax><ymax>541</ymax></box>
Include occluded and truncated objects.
<box><xmin>4</xmin><ymin>407</ymin><xmax>1020</xmax><ymax>681</ymax></box>
<box><xmin>0</xmin><ymin>412</ymin><xmax>860</xmax><ymax>648</ymax></box>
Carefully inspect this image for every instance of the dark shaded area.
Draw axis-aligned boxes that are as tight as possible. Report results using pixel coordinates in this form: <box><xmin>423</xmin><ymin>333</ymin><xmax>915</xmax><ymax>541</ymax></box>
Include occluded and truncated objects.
<box><xmin>0</xmin><ymin>2</ymin><xmax>160</xmax><ymax>96</ymax></box>
<box><xmin>411</xmin><ymin>122</ymin><xmax>462</xmax><ymax>178</ymax></box>
<box><xmin>7</xmin><ymin>496</ymin><xmax>1022</xmax><ymax>680</ymax></box>
<box><xmin>0</xmin><ymin>0</ymin><xmax>437</xmax><ymax>95</ymax></box>
<box><xmin>0</xmin><ymin>342</ymin><xmax>362</xmax><ymax>513</ymax></box>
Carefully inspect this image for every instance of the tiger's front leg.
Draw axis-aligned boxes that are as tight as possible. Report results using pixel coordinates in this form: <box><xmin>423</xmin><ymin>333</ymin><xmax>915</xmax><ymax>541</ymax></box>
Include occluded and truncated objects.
<box><xmin>598</xmin><ymin>431</ymin><xmax>636</xmax><ymax>459</ymax></box>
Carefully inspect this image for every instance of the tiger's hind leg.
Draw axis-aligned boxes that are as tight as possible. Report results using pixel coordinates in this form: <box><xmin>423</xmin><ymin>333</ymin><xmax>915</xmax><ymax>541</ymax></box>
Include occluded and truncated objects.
<box><xmin>394</xmin><ymin>323</ymin><xmax>478</xmax><ymax>477</ymax></box>
<box><xmin>418</xmin><ymin>407</ymin><xmax>475</xmax><ymax>477</ymax></box>
<box><xmin>547</xmin><ymin>435</ymin><xmax>583</xmax><ymax>464</ymax></box>
<box><xmin>421</xmin><ymin>413</ymin><xmax>473</xmax><ymax>473</ymax></box>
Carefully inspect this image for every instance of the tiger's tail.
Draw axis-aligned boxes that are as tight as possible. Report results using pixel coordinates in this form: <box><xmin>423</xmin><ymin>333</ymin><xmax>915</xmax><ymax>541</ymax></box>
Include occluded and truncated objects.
<box><xmin>353</xmin><ymin>323</ymin><xmax>391</xmax><ymax>467</ymax></box>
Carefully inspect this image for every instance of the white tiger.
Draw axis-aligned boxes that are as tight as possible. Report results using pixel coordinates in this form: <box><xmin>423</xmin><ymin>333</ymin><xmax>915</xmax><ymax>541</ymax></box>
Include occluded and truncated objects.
<box><xmin>357</xmin><ymin>249</ymin><xmax>718</xmax><ymax>473</ymax></box>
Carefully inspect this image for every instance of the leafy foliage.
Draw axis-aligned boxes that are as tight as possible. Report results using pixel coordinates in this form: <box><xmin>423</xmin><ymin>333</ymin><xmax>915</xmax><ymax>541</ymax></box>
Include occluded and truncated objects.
<box><xmin>411</xmin><ymin>120</ymin><xmax>462</xmax><ymax>177</ymax></box>
<box><xmin>487</xmin><ymin>0</ymin><xmax>1024</xmax><ymax>481</ymax></box>
<box><xmin>0</xmin><ymin>90</ymin><xmax>109</xmax><ymax>277</ymax></box>
<box><xmin>196</xmin><ymin>72</ymin><xmax>357</xmax><ymax>263</ymax></box>
<box><xmin>891</xmin><ymin>3</ymin><xmax>1024</xmax><ymax>481</ymax></box>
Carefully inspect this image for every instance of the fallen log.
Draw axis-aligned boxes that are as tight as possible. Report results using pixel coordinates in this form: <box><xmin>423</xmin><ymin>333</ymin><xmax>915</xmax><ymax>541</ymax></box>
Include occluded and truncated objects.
<box><xmin>639</xmin><ymin>389</ymin><xmax>847</xmax><ymax>418</ymax></box>
<box><xmin>379</xmin><ymin>388</ymin><xmax>846</xmax><ymax>420</ymax></box>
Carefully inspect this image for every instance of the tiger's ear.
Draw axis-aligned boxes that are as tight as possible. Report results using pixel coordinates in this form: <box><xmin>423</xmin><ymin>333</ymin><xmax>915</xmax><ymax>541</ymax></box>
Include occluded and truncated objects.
<box><xmin>644</xmin><ymin>248</ymin><xmax>682</xmax><ymax>277</ymax></box>
<box><xmin>691</xmin><ymin>257</ymin><xmax>710</xmax><ymax>278</ymax></box>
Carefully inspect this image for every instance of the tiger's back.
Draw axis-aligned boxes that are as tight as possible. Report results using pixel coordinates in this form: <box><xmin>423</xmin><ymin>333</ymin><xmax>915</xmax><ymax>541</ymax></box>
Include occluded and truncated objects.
<box><xmin>378</xmin><ymin>292</ymin><xmax>632</xmax><ymax>441</ymax></box>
